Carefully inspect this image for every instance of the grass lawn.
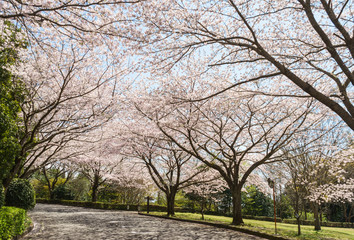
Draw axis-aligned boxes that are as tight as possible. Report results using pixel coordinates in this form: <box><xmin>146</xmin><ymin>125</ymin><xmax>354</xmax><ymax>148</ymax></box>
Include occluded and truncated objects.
<box><xmin>146</xmin><ymin>212</ymin><xmax>354</xmax><ymax>240</ymax></box>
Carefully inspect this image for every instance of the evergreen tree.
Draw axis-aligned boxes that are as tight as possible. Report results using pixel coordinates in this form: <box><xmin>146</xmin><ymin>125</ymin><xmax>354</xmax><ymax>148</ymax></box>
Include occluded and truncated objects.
<box><xmin>242</xmin><ymin>185</ymin><xmax>273</xmax><ymax>217</ymax></box>
<box><xmin>0</xmin><ymin>21</ymin><xmax>26</xmax><ymax>183</ymax></box>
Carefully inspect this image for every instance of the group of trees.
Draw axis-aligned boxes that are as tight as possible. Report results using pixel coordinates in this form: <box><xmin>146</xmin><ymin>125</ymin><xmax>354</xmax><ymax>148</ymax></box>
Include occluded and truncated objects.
<box><xmin>0</xmin><ymin>1</ymin><xmax>130</xmax><ymax>188</ymax></box>
<box><xmin>0</xmin><ymin>20</ymin><xmax>25</xmax><ymax>186</ymax></box>
<box><xmin>1</xmin><ymin>0</ymin><xmax>353</xmax><ymax>235</ymax></box>
<box><xmin>31</xmin><ymin>159</ymin><xmax>151</xmax><ymax>204</ymax></box>
<box><xmin>118</xmin><ymin>68</ymin><xmax>352</xmax><ymax>227</ymax></box>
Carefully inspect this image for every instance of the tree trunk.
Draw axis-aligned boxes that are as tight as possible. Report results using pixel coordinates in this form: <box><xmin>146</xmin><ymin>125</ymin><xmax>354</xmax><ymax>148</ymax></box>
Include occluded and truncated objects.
<box><xmin>2</xmin><ymin>156</ymin><xmax>22</xmax><ymax>189</ymax></box>
<box><xmin>166</xmin><ymin>190</ymin><xmax>176</xmax><ymax>216</ymax></box>
<box><xmin>201</xmin><ymin>201</ymin><xmax>205</xmax><ymax>220</ymax></box>
<box><xmin>157</xmin><ymin>191</ymin><xmax>162</xmax><ymax>205</ymax></box>
<box><xmin>49</xmin><ymin>189</ymin><xmax>55</xmax><ymax>200</ymax></box>
<box><xmin>91</xmin><ymin>174</ymin><xmax>99</xmax><ymax>202</ymax></box>
<box><xmin>296</xmin><ymin>216</ymin><xmax>301</xmax><ymax>235</ymax></box>
<box><xmin>349</xmin><ymin>204</ymin><xmax>354</xmax><ymax>222</ymax></box>
<box><xmin>92</xmin><ymin>187</ymin><xmax>97</xmax><ymax>202</ymax></box>
<box><xmin>231</xmin><ymin>187</ymin><xmax>244</xmax><ymax>225</ymax></box>
<box><xmin>313</xmin><ymin>203</ymin><xmax>321</xmax><ymax>231</ymax></box>
<box><xmin>42</xmin><ymin>167</ymin><xmax>55</xmax><ymax>200</ymax></box>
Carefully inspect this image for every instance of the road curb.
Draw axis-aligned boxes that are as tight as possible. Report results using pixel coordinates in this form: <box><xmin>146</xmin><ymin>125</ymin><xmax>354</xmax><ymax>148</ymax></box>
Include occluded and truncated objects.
<box><xmin>138</xmin><ymin>213</ymin><xmax>289</xmax><ymax>240</ymax></box>
<box><xmin>16</xmin><ymin>221</ymin><xmax>34</xmax><ymax>240</ymax></box>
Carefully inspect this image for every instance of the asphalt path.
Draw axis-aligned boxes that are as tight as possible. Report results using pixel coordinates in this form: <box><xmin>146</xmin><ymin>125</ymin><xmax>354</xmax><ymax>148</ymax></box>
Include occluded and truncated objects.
<box><xmin>23</xmin><ymin>204</ymin><xmax>266</xmax><ymax>240</ymax></box>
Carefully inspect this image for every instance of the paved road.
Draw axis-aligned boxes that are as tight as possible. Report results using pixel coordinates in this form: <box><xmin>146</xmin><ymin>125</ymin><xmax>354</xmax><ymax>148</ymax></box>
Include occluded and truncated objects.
<box><xmin>23</xmin><ymin>204</ymin><xmax>265</xmax><ymax>240</ymax></box>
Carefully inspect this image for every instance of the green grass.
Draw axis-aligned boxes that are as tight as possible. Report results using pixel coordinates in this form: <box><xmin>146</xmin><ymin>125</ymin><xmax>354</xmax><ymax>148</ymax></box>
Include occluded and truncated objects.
<box><xmin>146</xmin><ymin>212</ymin><xmax>354</xmax><ymax>240</ymax></box>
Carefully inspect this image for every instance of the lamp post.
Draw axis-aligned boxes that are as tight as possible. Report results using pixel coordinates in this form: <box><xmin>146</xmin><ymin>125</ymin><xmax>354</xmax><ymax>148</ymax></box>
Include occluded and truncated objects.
<box><xmin>268</xmin><ymin>178</ymin><xmax>277</xmax><ymax>234</ymax></box>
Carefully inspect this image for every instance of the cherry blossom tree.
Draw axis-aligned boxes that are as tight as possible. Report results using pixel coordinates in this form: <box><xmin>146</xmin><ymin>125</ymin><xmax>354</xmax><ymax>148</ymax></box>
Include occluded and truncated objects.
<box><xmin>119</xmin><ymin>114</ymin><xmax>211</xmax><ymax>216</ymax></box>
<box><xmin>1</xmin><ymin>0</ymin><xmax>135</xmax><ymax>188</ymax></box>
<box><xmin>126</xmin><ymin>77</ymin><xmax>321</xmax><ymax>225</ymax></box>
<box><xmin>120</xmin><ymin>0</ymin><xmax>354</xmax><ymax>130</ymax></box>
<box><xmin>76</xmin><ymin>156</ymin><xmax>120</xmax><ymax>203</ymax></box>
<box><xmin>0</xmin><ymin>0</ymin><xmax>141</xmax><ymax>44</ymax></box>
<box><xmin>306</xmin><ymin>146</ymin><xmax>354</xmax><ymax>226</ymax></box>
<box><xmin>2</xmin><ymin>44</ymin><xmax>122</xmax><ymax>188</ymax></box>
<box><xmin>107</xmin><ymin>160</ymin><xmax>151</xmax><ymax>205</ymax></box>
<box><xmin>71</xmin><ymin>127</ymin><xmax>126</xmax><ymax>202</ymax></box>
<box><xmin>64</xmin><ymin>119</ymin><xmax>152</xmax><ymax>203</ymax></box>
<box><xmin>119</xmin><ymin>54</ymin><xmax>329</xmax><ymax>224</ymax></box>
<box><xmin>41</xmin><ymin>161</ymin><xmax>76</xmax><ymax>200</ymax></box>
<box><xmin>184</xmin><ymin>169</ymin><xmax>227</xmax><ymax>220</ymax></box>
<box><xmin>279</xmin><ymin>128</ymin><xmax>353</xmax><ymax>230</ymax></box>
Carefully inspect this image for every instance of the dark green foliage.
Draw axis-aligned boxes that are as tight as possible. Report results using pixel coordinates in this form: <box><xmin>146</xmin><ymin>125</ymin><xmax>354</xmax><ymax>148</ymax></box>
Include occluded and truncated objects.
<box><xmin>0</xmin><ymin>21</ymin><xmax>26</xmax><ymax>182</ymax></box>
<box><xmin>327</xmin><ymin>203</ymin><xmax>344</xmax><ymax>222</ymax></box>
<box><xmin>67</xmin><ymin>174</ymin><xmax>90</xmax><ymax>201</ymax></box>
<box><xmin>242</xmin><ymin>185</ymin><xmax>273</xmax><ymax>217</ymax></box>
<box><xmin>243</xmin><ymin>215</ymin><xmax>280</xmax><ymax>222</ymax></box>
<box><xmin>277</xmin><ymin>194</ymin><xmax>294</xmax><ymax>219</ymax></box>
<box><xmin>0</xmin><ymin>206</ymin><xmax>27</xmax><ymax>240</ymax></box>
<box><xmin>217</xmin><ymin>189</ymin><xmax>233</xmax><ymax>214</ymax></box>
<box><xmin>52</xmin><ymin>185</ymin><xmax>74</xmax><ymax>200</ymax></box>
<box><xmin>0</xmin><ymin>185</ymin><xmax>4</xmax><ymax>208</ymax></box>
<box><xmin>95</xmin><ymin>181</ymin><xmax>147</xmax><ymax>204</ymax></box>
<box><xmin>326</xmin><ymin>203</ymin><xmax>354</xmax><ymax>223</ymax></box>
<box><xmin>5</xmin><ymin>178</ymin><xmax>35</xmax><ymax>210</ymax></box>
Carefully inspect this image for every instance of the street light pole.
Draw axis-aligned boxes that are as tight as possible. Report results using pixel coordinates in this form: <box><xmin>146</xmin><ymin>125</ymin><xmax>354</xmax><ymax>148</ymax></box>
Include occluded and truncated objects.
<box><xmin>272</xmin><ymin>184</ymin><xmax>277</xmax><ymax>234</ymax></box>
<box><xmin>268</xmin><ymin>178</ymin><xmax>277</xmax><ymax>234</ymax></box>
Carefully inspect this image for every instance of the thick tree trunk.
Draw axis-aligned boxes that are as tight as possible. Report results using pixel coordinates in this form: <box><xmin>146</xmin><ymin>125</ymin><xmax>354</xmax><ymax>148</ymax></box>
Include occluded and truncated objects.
<box><xmin>313</xmin><ymin>203</ymin><xmax>321</xmax><ymax>231</ymax></box>
<box><xmin>91</xmin><ymin>174</ymin><xmax>100</xmax><ymax>202</ymax></box>
<box><xmin>157</xmin><ymin>191</ymin><xmax>162</xmax><ymax>205</ymax></box>
<box><xmin>231</xmin><ymin>187</ymin><xmax>244</xmax><ymax>225</ymax></box>
<box><xmin>2</xmin><ymin>156</ymin><xmax>22</xmax><ymax>189</ymax></box>
<box><xmin>92</xmin><ymin>187</ymin><xmax>98</xmax><ymax>202</ymax></box>
<box><xmin>166</xmin><ymin>190</ymin><xmax>176</xmax><ymax>216</ymax></box>
<box><xmin>42</xmin><ymin>167</ymin><xmax>55</xmax><ymax>200</ymax></box>
<box><xmin>49</xmin><ymin>189</ymin><xmax>55</xmax><ymax>200</ymax></box>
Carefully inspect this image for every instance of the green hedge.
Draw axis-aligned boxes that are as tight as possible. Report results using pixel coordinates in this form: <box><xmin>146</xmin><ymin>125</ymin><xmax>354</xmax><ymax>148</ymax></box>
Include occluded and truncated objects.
<box><xmin>0</xmin><ymin>207</ymin><xmax>27</xmax><ymax>240</ymax></box>
<box><xmin>36</xmin><ymin>199</ymin><xmax>182</xmax><ymax>212</ymax></box>
<box><xmin>282</xmin><ymin>218</ymin><xmax>354</xmax><ymax>228</ymax></box>
<box><xmin>0</xmin><ymin>185</ymin><xmax>4</xmax><ymax>208</ymax></box>
<box><xmin>247</xmin><ymin>215</ymin><xmax>282</xmax><ymax>222</ymax></box>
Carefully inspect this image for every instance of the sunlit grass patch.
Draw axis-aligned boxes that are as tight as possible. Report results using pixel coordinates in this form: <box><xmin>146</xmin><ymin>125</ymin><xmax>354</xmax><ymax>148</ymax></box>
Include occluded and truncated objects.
<box><xmin>146</xmin><ymin>212</ymin><xmax>354</xmax><ymax>240</ymax></box>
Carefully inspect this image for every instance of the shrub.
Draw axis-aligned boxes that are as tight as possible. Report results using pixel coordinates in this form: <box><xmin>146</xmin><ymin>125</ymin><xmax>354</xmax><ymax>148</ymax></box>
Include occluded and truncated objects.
<box><xmin>52</xmin><ymin>185</ymin><xmax>75</xmax><ymax>200</ymax></box>
<box><xmin>253</xmin><ymin>215</ymin><xmax>280</xmax><ymax>222</ymax></box>
<box><xmin>0</xmin><ymin>206</ymin><xmax>27</xmax><ymax>240</ymax></box>
<box><xmin>5</xmin><ymin>178</ymin><xmax>35</xmax><ymax>210</ymax></box>
<box><xmin>0</xmin><ymin>185</ymin><xmax>4</xmax><ymax>208</ymax></box>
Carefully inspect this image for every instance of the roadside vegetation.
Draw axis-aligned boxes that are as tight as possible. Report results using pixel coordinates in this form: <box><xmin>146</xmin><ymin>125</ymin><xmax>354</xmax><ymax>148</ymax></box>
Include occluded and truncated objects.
<box><xmin>1</xmin><ymin>2</ymin><xmax>353</xmax><ymax>240</ymax></box>
<box><xmin>0</xmin><ymin>206</ymin><xmax>31</xmax><ymax>240</ymax></box>
<box><xmin>147</xmin><ymin>212</ymin><xmax>354</xmax><ymax>240</ymax></box>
